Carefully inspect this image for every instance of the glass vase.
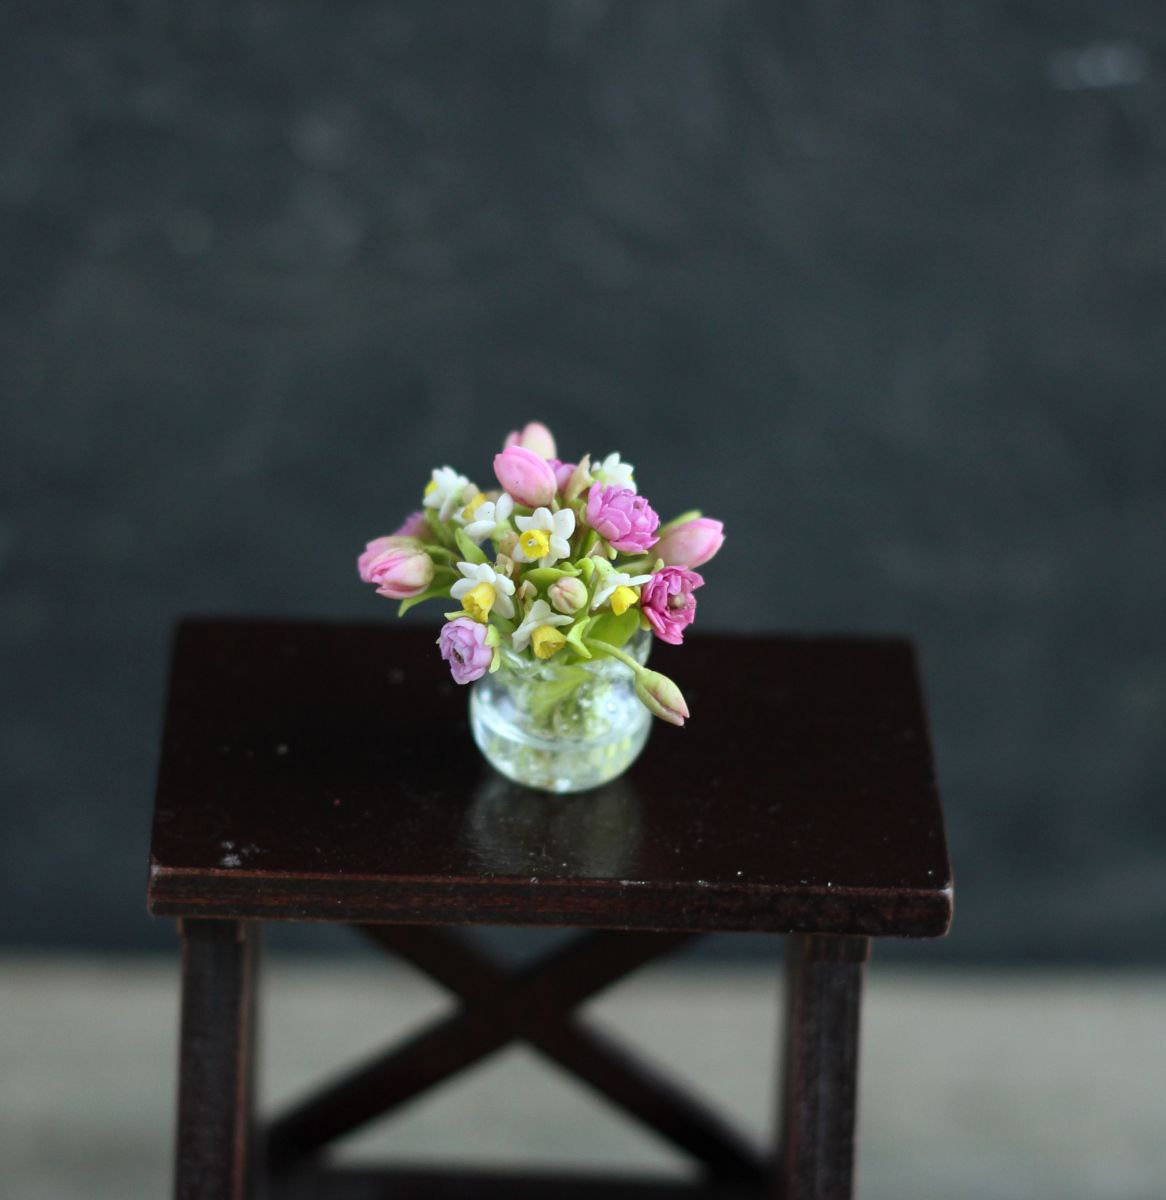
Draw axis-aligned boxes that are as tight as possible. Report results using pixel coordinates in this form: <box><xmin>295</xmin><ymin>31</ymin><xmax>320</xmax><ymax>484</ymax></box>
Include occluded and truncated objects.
<box><xmin>469</xmin><ymin>630</ymin><xmax>652</xmax><ymax>794</ymax></box>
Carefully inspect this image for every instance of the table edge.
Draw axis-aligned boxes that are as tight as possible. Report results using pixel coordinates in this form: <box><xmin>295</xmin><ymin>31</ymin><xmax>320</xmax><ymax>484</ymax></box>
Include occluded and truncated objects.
<box><xmin>147</xmin><ymin>860</ymin><xmax>953</xmax><ymax>938</ymax></box>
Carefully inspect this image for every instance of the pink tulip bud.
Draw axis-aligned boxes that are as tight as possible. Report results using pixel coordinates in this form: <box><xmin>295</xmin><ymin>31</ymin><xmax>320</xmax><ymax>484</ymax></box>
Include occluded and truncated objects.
<box><xmin>654</xmin><ymin>517</ymin><xmax>724</xmax><ymax>569</ymax></box>
<box><xmin>503</xmin><ymin>421</ymin><xmax>557</xmax><ymax>460</ymax></box>
<box><xmin>493</xmin><ymin>445</ymin><xmax>558</xmax><ymax>508</ymax></box>
<box><xmin>357</xmin><ymin>536</ymin><xmax>421</xmax><ymax>583</ymax></box>
<box><xmin>358</xmin><ymin>540</ymin><xmax>435</xmax><ymax>599</ymax></box>
<box><xmin>548</xmin><ymin>576</ymin><xmax>588</xmax><ymax>614</ymax></box>
<box><xmin>635</xmin><ymin>670</ymin><xmax>690</xmax><ymax>726</ymax></box>
<box><xmin>392</xmin><ymin>510</ymin><xmax>430</xmax><ymax>539</ymax></box>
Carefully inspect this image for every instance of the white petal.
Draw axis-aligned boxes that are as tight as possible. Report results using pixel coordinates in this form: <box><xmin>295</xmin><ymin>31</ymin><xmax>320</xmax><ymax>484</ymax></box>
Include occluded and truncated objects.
<box><xmin>494</xmin><ymin>575</ymin><xmax>515</xmax><ymax>596</ymax></box>
<box><xmin>514</xmin><ymin>514</ymin><xmax>535</xmax><ymax>532</ymax></box>
<box><xmin>450</xmin><ymin>579</ymin><xmax>471</xmax><ymax>600</ymax></box>
<box><xmin>494</xmin><ymin>593</ymin><xmax>515</xmax><ymax>619</ymax></box>
<box><xmin>497</xmin><ymin>494</ymin><xmax>513</xmax><ymax>520</ymax></box>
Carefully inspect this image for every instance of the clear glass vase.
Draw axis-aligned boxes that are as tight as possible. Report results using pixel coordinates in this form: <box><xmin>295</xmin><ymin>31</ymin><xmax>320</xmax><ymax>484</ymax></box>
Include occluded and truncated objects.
<box><xmin>469</xmin><ymin>630</ymin><xmax>652</xmax><ymax>794</ymax></box>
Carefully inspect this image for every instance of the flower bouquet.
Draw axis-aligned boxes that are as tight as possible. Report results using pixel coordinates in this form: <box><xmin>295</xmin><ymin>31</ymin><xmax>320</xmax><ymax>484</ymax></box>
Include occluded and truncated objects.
<box><xmin>358</xmin><ymin>421</ymin><xmax>724</xmax><ymax>792</ymax></box>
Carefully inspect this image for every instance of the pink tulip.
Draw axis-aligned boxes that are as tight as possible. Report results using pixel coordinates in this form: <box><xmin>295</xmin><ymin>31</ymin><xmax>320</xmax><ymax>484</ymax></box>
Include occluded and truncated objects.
<box><xmin>358</xmin><ymin>536</ymin><xmax>418</xmax><ymax>583</ymax></box>
<box><xmin>655</xmin><ymin>517</ymin><xmax>724</xmax><ymax>569</ymax></box>
<box><xmin>640</xmin><ymin>566</ymin><xmax>703</xmax><ymax>645</ymax></box>
<box><xmin>493</xmin><ymin>445</ymin><xmax>557</xmax><ymax>508</ymax></box>
<box><xmin>392</xmin><ymin>510</ymin><xmax>429</xmax><ymax>539</ymax></box>
<box><xmin>586</xmin><ymin>483</ymin><xmax>660</xmax><ymax>554</ymax></box>
<box><xmin>503</xmin><ymin>421</ymin><xmax>556</xmax><ymax>460</ymax></box>
<box><xmin>358</xmin><ymin>540</ymin><xmax>434</xmax><ymax>599</ymax></box>
<box><xmin>438</xmin><ymin>618</ymin><xmax>493</xmax><ymax>684</ymax></box>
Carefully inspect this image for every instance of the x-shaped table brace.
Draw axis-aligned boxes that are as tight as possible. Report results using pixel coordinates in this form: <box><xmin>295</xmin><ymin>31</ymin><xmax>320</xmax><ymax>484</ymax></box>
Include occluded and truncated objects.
<box><xmin>266</xmin><ymin>926</ymin><xmax>767</xmax><ymax>1184</ymax></box>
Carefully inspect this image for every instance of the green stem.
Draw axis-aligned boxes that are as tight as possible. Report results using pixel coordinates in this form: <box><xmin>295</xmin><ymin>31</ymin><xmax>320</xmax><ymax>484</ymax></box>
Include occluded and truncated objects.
<box><xmin>583</xmin><ymin>639</ymin><xmax>643</xmax><ymax>674</ymax></box>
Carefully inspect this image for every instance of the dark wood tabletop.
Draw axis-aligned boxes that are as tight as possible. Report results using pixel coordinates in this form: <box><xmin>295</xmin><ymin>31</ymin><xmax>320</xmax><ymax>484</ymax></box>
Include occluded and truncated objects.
<box><xmin>147</xmin><ymin>619</ymin><xmax>952</xmax><ymax>937</ymax></box>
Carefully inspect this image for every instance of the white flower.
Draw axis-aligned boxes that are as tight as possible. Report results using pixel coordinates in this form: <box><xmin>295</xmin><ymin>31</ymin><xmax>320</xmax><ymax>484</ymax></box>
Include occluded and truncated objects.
<box><xmin>512</xmin><ymin>599</ymin><xmax>573</xmax><ymax>653</ymax></box>
<box><xmin>461</xmin><ymin>493</ymin><xmax>514</xmax><ymax>543</ymax></box>
<box><xmin>450</xmin><ymin>561</ymin><xmax>516</xmax><ymax>619</ymax></box>
<box><xmin>513</xmin><ymin>506</ymin><xmax>575</xmax><ymax>567</ymax></box>
<box><xmin>591</xmin><ymin>565</ymin><xmax>653</xmax><ymax>611</ymax></box>
<box><xmin>424</xmin><ymin>466</ymin><xmax>474</xmax><ymax>523</ymax></box>
<box><xmin>591</xmin><ymin>452</ymin><xmax>635</xmax><ymax>492</ymax></box>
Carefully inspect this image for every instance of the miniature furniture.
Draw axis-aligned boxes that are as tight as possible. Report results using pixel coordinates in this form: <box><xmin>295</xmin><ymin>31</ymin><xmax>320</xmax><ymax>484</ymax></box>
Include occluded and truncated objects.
<box><xmin>148</xmin><ymin>619</ymin><xmax>952</xmax><ymax>1200</ymax></box>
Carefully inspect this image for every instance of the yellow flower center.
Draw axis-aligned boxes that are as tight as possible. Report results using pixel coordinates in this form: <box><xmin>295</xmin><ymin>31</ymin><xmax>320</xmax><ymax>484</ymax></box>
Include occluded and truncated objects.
<box><xmin>424</xmin><ymin>479</ymin><xmax>439</xmax><ymax>497</ymax></box>
<box><xmin>463</xmin><ymin>582</ymin><xmax>496</xmax><ymax>623</ymax></box>
<box><xmin>531</xmin><ymin>625</ymin><xmax>566</xmax><ymax>660</ymax></box>
<box><xmin>610</xmin><ymin>585</ymin><xmax>640</xmax><ymax>616</ymax></box>
<box><xmin>461</xmin><ymin>492</ymin><xmax>487</xmax><ymax>521</ymax></box>
<box><xmin>519</xmin><ymin>529</ymin><xmax>551</xmax><ymax>560</ymax></box>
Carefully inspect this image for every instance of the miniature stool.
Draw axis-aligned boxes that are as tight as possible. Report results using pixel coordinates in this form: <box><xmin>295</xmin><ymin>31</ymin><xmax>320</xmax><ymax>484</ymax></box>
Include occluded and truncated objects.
<box><xmin>148</xmin><ymin>619</ymin><xmax>952</xmax><ymax>1200</ymax></box>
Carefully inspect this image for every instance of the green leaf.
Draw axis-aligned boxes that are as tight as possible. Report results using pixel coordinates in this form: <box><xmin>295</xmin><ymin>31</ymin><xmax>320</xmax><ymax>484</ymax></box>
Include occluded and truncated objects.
<box><xmin>658</xmin><ymin>509</ymin><xmax>701</xmax><ymax>535</ymax></box>
<box><xmin>454</xmin><ymin>528</ymin><xmax>486</xmax><ymax>565</ymax></box>
<box><xmin>565</xmin><ymin>616</ymin><xmax>595</xmax><ymax>660</ymax></box>
<box><xmin>397</xmin><ymin>584</ymin><xmax>452</xmax><ymax>617</ymax></box>
<box><xmin>425</xmin><ymin>509</ymin><xmax>454</xmax><ymax>548</ymax></box>
<box><xmin>528</xmin><ymin>668</ymin><xmax>590</xmax><ymax>722</ymax></box>
<box><xmin>613</xmin><ymin>555</ymin><xmax>651</xmax><ymax>575</ymax></box>
<box><xmin>522</xmin><ymin>565</ymin><xmax>579</xmax><ymax>590</ymax></box>
<box><xmin>576</xmin><ymin>557</ymin><xmax>597</xmax><ymax>588</ymax></box>
<box><xmin>588</xmin><ymin>608</ymin><xmax>640</xmax><ymax>650</ymax></box>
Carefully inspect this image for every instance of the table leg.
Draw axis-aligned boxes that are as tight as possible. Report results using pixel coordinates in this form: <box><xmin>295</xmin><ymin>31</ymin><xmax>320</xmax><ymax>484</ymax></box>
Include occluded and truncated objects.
<box><xmin>776</xmin><ymin>933</ymin><xmax>869</xmax><ymax>1200</ymax></box>
<box><xmin>174</xmin><ymin>919</ymin><xmax>259</xmax><ymax>1200</ymax></box>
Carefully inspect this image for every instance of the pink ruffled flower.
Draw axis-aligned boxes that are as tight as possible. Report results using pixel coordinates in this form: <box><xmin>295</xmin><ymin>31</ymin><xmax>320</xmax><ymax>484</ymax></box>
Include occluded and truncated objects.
<box><xmin>640</xmin><ymin>567</ymin><xmax>704</xmax><ymax>645</ymax></box>
<box><xmin>585</xmin><ymin>483</ymin><xmax>660</xmax><ymax>554</ymax></box>
<box><xmin>439</xmin><ymin>617</ymin><xmax>493</xmax><ymax>684</ymax></box>
<box><xmin>655</xmin><ymin>517</ymin><xmax>724</xmax><ymax>569</ymax></box>
<box><xmin>503</xmin><ymin>421</ymin><xmax>556</xmax><ymax>460</ymax></box>
<box><xmin>392</xmin><ymin>510</ymin><xmax>429</xmax><ymax>539</ymax></box>
<box><xmin>493</xmin><ymin>445</ymin><xmax>557</xmax><ymax>508</ymax></box>
<box><xmin>358</xmin><ymin>539</ymin><xmax>434</xmax><ymax>599</ymax></box>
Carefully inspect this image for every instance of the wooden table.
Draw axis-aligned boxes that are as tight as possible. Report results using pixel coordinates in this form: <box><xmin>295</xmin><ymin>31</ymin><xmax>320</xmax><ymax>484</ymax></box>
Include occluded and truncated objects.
<box><xmin>148</xmin><ymin>619</ymin><xmax>952</xmax><ymax>1200</ymax></box>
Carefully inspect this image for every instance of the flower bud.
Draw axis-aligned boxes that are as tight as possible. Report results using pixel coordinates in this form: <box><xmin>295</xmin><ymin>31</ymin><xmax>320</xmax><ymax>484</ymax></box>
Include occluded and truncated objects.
<box><xmin>493</xmin><ymin>445</ymin><xmax>557</xmax><ymax>507</ymax></box>
<box><xmin>503</xmin><ymin>421</ymin><xmax>557</xmax><ymax>460</ymax></box>
<box><xmin>563</xmin><ymin>453</ymin><xmax>594</xmax><ymax>503</ymax></box>
<box><xmin>360</xmin><ymin>543</ymin><xmax>435</xmax><ymax>600</ymax></box>
<box><xmin>496</xmin><ymin>530</ymin><xmax>519</xmax><ymax>557</ymax></box>
<box><xmin>635</xmin><ymin>669</ymin><xmax>690</xmax><ymax>727</ymax></box>
<box><xmin>391</xmin><ymin>511</ymin><xmax>429</xmax><ymax>539</ymax></box>
<box><xmin>654</xmin><ymin>517</ymin><xmax>724</xmax><ymax>569</ymax></box>
<box><xmin>517</xmin><ymin>580</ymin><xmax>538</xmax><ymax>605</ymax></box>
<box><xmin>548</xmin><ymin>576</ymin><xmax>588</xmax><ymax>614</ymax></box>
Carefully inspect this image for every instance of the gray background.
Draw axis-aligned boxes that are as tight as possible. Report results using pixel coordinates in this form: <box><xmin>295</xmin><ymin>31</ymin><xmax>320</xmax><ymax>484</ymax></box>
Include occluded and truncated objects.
<box><xmin>2</xmin><ymin>1</ymin><xmax>1163</xmax><ymax>960</ymax></box>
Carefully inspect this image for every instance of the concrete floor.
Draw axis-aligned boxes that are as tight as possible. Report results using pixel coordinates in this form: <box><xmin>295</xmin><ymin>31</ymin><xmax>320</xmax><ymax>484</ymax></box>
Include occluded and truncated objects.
<box><xmin>2</xmin><ymin>957</ymin><xmax>1163</xmax><ymax>1199</ymax></box>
